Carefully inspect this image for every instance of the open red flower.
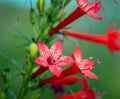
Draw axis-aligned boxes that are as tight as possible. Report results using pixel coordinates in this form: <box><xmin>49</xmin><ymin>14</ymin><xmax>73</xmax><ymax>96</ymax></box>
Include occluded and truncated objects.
<box><xmin>62</xmin><ymin>24</ymin><xmax>120</xmax><ymax>53</ymax></box>
<box><xmin>38</xmin><ymin>46</ymin><xmax>98</xmax><ymax>86</ymax></box>
<box><xmin>76</xmin><ymin>0</ymin><xmax>102</xmax><ymax>19</ymax></box>
<box><xmin>49</xmin><ymin>0</ymin><xmax>102</xmax><ymax>35</ymax></box>
<box><xmin>72</xmin><ymin>46</ymin><xmax>98</xmax><ymax>79</ymax></box>
<box><xmin>34</xmin><ymin>41</ymin><xmax>74</xmax><ymax>77</ymax></box>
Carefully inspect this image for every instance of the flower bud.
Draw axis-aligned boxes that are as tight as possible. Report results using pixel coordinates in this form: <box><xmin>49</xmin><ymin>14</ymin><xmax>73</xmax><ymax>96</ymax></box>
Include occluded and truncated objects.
<box><xmin>29</xmin><ymin>8</ymin><xmax>35</xmax><ymax>25</ymax></box>
<box><xmin>36</xmin><ymin>0</ymin><xmax>45</xmax><ymax>15</ymax></box>
<box><xmin>51</xmin><ymin>9</ymin><xmax>62</xmax><ymax>22</ymax></box>
<box><xmin>43</xmin><ymin>22</ymin><xmax>52</xmax><ymax>36</ymax></box>
<box><xmin>46</xmin><ymin>5</ymin><xmax>55</xmax><ymax>15</ymax></box>
<box><xmin>29</xmin><ymin>42</ymin><xmax>38</xmax><ymax>58</ymax></box>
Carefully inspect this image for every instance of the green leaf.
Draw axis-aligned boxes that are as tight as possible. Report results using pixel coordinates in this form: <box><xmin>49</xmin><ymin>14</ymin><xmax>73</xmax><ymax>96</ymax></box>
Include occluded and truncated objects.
<box><xmin>14</xmin><ymin>43</ymin><xmax>29</xmax><ymax>48</ymax></box>
<box><xmin>0</xmin><ymin>53</ymin><xmax>22</xmax><ymax>70</ymax></box>
<box><xmin>15</xmin><ymin>27</ymin><xmax>31</xmax><ymax>42</ymax></box>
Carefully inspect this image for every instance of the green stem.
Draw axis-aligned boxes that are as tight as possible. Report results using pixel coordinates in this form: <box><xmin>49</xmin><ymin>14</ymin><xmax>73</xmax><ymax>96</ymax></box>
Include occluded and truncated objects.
<box><xmin>17</xmin><ymin>62</ymin><xmax>34</xmax><ymax>98</ymax></box>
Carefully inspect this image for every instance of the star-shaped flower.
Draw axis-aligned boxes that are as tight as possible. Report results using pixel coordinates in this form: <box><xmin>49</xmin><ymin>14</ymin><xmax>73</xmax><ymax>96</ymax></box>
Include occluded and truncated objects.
<box><xmin>38</xmin><ymin>46</ymin><xmax>98</xmax><ymax>86</ymax></box>
<box><xmin>34</xmin><ymin>41</ymin><xmax>74</xmax><ymax>77</ymax></box>
<box><xmin>72</xmin><ymin>46</ymin><xmax>98</xmax><ymax>79</ymax></box>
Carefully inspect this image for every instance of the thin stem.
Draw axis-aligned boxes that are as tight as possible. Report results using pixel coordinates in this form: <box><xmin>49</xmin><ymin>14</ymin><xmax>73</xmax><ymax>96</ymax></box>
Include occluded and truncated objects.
<box><xmin>17</xmin><ymin>0</ymin><xmax>28</xmax><ymax>21</ymax></box>
<box><xmin>17</xmin><ymin>62</ymin><xmax>34</xmax><ymax>98</ymax></box>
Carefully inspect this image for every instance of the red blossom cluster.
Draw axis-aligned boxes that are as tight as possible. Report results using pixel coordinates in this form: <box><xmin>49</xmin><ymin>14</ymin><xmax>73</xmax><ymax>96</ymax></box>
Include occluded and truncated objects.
<box><xmin>31</xmin><ymin>40</ymin><xmax>98</xmax><ymax>98</ymax></box>
<box><xmin>31</xmin><ymin>0</ymin><xmax>120</xmax><ymax>98</ymax></box>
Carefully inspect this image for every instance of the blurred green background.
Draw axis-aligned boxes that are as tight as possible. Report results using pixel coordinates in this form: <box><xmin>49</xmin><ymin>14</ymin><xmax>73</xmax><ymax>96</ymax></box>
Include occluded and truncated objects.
<box><xmin>0</xmin><ymin>0</ymin><xmax>120</xmax><ymax>99</ymax></box>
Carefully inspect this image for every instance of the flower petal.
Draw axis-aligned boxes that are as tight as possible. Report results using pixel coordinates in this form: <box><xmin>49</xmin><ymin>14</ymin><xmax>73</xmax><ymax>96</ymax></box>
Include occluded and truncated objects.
<box><xmin>50</xmin><ymin>41</ymin><xmax>62</xmax><ymax>60</ymax></box>
<box><xmin>86</xmin><ymin>2</ymin><xmax>102</xmax><ymax>20</ymax></box>
<box><xmin>107</xmin><ymin>24</ymin><xmax>116</xmax><ymax>34</ymax></box>
<box><xmin>87</xmin><ymin>12</ymin><xmax>102</xmax><ymax>20</ymax></box>
<box><xmin>49</xmin><ymin>65</ymin><xmax>62</xmax><ymax>77</ymax></box>
<box><xmin>72</xmin><ymin>46</ymin><xmax>82</xmax><ymax>64</ymax></box>
<box><xmin>57</xmin><ymin>56</ymin><xmax>74</xmax><ymax>66</ymax></box>
<box><xmin>76</xmin><ymin>0</ymin><xmax>102</xmax><ymax>20</ymax></box>
<box><xmin>34</xmin><ymin>56</ymin><xmax>49</xmax><ymax>67</ymax></box>
<box><xmin>38</xmin><ymin>42</ymin><xmax>49</xmax><ymax>56</ymax></box>
<box><xmin>82</xmin><ymin>70</ymin><xmax>98</xmax><ymax>79</ymax></box>
<box><xmin>76</xmin><ymin>0</ymin><xmax>88</xmax><ymax>8</ymax></box>
<box><xmin>78</xmin><ymin>59</ymin><xmax>95</xmax><ymax>70</ymax></box>
<box><xmin>86</xmin><ymin>2</ymin><xmax>101</xmax><ymax>13</ymax></box>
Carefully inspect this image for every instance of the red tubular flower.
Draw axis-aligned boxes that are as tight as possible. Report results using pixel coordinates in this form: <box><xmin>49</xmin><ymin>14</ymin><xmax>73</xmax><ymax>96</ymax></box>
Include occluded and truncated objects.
<box><xmin>39</xmin><ymin>46</ymin><xmax>97</xmax><ymax>86</ymax></box>
<box><xmin>49</xmin><ymin>0</ymin><xmax>102</xmax><ymax>35</ymax></box>
<box><xmin>52</xmin><ymin>76</ymin><xmax>88</xmax><ymax>89</ymax></box>
<box><xmin>38</xmin><ymin>64</ymin><xmax>80</xmax><ymax>86</ymax></box>
<box><xmin>72</xmin><ymin>46</ymin><xmax>98</xmax><ymax>79</ymax></box>
<box><xmin>50</xmin><ymin>76</ymin><xmax>81</xmax><ymax>95</ymax></box>
<box><xmin>54</xmin><ymin>77</ymin><xmax>96</xmax><ymax>99</ymax></box>
<box><xmin>34</xmin><ymin>41</ymin><xmax>74</xmax><ymax>77</ymax></box>
<box><xmin>62</xmin><ymin>24</ymin><xmax>120</xmax><ymax>53</ymax></box>
<box><xmin>52</xmin><ymin>76</ymin><xmax>81</xmax><ymax>85</ymax></box>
